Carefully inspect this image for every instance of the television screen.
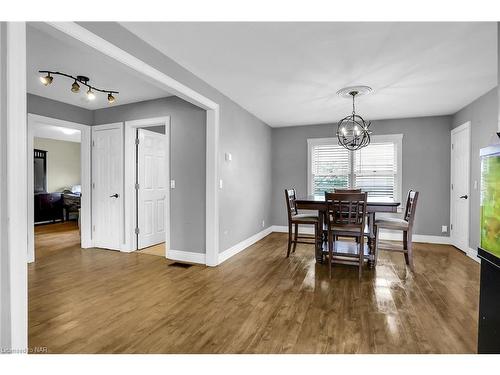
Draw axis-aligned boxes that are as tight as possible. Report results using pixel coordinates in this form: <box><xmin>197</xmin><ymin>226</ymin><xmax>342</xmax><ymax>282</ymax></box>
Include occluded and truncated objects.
<box><xmin>480</xmin><ymin>153</ymin><xmax>500</xmax><ymax>258</ymax></box>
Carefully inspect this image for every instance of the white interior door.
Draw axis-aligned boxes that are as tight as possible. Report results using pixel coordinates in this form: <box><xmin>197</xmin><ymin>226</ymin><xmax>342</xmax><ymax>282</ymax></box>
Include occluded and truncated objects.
<box><xmin>450</xmin><ymin>122</ymin><xmax>471</xmax><ymax>252</ymax></box>
<box><xmin>137</xmin><ymin>128</ymin><xmax>168</xmax><ymax>249</ymax></box>
<box><xmin>92</xmin><ymin>124</ymin><xmax>123</xmax><ymax>250</ymax></box>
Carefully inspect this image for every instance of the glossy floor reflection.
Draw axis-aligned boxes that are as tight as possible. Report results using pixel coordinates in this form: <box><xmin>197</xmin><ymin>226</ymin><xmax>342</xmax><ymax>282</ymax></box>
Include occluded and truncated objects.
<box><xmin>29</xmin><ymin>229</ymin><xmax>480</xmax><ymax>353</ymax></box>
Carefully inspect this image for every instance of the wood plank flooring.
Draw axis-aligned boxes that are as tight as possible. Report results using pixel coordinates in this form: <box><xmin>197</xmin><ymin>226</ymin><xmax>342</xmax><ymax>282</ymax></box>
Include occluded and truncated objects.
<box><xmin>29</xmin><ymin>224</ymin><xmax>480</xmax><ymax>353</ymax></box>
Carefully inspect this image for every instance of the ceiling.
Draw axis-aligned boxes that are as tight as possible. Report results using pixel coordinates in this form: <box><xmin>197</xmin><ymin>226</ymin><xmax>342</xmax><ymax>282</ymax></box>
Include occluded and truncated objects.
<box><xmin>27</xmin><ymin>23</ymin><xmax>171</xmax><ymax>110</ymax></box>
<box><xmin>122</xmin><ymin>22</ymin><xmax>497</xmax><ymax>127</ymax></box>
<box><xmin>33</xmin><ymin>123</ymin><xmax>81</xmax><ymax>143</ymax></box>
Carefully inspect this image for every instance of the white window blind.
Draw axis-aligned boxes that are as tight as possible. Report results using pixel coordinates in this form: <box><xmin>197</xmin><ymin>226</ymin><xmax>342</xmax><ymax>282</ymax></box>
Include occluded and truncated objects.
<box><xmin>310</xmin><ymin>144</ymin><xmax>350</xmax><ymax>196</ymax></box>
<box><xmin>354</xmin><ymin>142</ymin><xmax>397</xmax><ymax>198</ymax></box>
<box><xmin>308</xmin><ymin>135</ymin><xmax>402</xmax><ymax>200</ymax></box>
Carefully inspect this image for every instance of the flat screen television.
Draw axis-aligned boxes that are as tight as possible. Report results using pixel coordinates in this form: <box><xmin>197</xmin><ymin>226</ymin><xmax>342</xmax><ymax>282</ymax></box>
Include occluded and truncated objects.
<box><xmin>479</xmin><ymin>140</ymin><xmax>500</xmax><ymax>267</ymax></box>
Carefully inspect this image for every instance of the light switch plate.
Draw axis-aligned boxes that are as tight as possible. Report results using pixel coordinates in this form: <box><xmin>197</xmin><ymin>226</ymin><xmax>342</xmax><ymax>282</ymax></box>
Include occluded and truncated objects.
<box><xmin>474</xmin><ymin>180</ymin><xmax>478</xmax><ymax>190</ymax></box>
<box><xmin>225</xmin><ymin>152</ymin><xmax>232</xmax><ymax>162</ymax></box>
<box><xmin>219</xmin><ymin>179</ymin><xmax>223</xmax><ymax>189</ymax></box>
<box><xmin>441</xmin><ymin>225</ymin><xmax>447</xmax><ymax>233</ymax></box>
<box><xmin>170</xmin><ymin>180</ymin><xmax>175</xmax><ymax>189</ymax></box>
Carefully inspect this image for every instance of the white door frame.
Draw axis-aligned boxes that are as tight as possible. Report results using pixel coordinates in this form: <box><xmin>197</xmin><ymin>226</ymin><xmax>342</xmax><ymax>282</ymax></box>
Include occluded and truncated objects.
<box><xmin>450</xmin><ymin>121</ymin><xmax>471</xmax><ymax>252</ymax></box>
<box><xmin>27</xmin><ymin>114</ymin><xmax>92</xmax><ymax>263</ymax></box>
<box><xmin>1</xmin><ymin>22</ymin><xmax>28</xmax><ymax>352</ymax></box>
<box><xmin>124</xmin><ymin>117</ymin><xmax>170</xmax><ymax>253</ymax></box>
<box><xmin>45</xmin><ymin>22</ymin><xmax>220</xmax><ymax>266</ymax></box>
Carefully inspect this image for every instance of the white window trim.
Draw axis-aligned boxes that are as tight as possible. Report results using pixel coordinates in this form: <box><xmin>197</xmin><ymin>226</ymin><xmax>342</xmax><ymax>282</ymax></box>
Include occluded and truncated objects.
<box><xmin>307</xmin><ymin>134</ymin><xmax>403</xmax><ymax>203</ymax></box>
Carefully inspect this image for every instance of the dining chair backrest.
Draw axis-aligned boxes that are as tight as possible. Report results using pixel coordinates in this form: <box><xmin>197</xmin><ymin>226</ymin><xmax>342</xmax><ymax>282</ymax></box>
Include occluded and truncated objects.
<box><xmin>285</xmin><ymin>189</ymin><xmax>298</xmax><ymax>219</ymax></box>
<box><xmin>404</xmin><ymin>190</ymin><xmax>419</xmax><ymax>226</ymax></box>
<box><xmin>334</xmin><ymin>188</ymin><xmax>362</xmax><ymax>193</ymax></box>
<box><xmin>324</xmin><ymin>192</ymin><xmax>367</xmax><ymax>230</ymax></box>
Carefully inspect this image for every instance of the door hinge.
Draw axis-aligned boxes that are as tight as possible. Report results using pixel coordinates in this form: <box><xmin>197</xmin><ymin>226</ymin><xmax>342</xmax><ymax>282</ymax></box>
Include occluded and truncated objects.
<box><xmin>135</xmin><ymin>227</ymin><xmax>140</xmax><ymax>235</ymax></box>
<box><xmin>450</xmin><ymin>224</ymin><xmax>453</xmax><ymax>231</ymax></box>
<box><xmin>135</xmin><ymin>183</ymin><xmax>140</xmax><ymax>190</ymax></box>
<box><xmin>92</xmin><ymin>140</ymin><xmax>95</xmax><ymax>147</ymax></box>
<box><xmin>135</xmin><ymin>138</ymin><xmax>140</xmax><ymax>145</ymax></box>
<box><xmin>92</xmin><ymin>182</ymin><xmax>95</xmax><ymax>189</ymax></box>
<box><xmin>93</xmin><ymin>225</ymin><xmax>95</xmax><ymax>232</ymax></box>
<box><xmin>451</xmin><ymin>183</ymin><xmax>453</xmax><ymax>190</ymax></box>
<box><xmin>451</xmin><ymin>143</ymin><xmax>454</xmax><ymax>150</ymax></box>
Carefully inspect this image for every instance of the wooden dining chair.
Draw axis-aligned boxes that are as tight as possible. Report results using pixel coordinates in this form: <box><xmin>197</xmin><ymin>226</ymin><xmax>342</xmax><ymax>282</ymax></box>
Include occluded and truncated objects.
<box><xmin>325</xmin><ymin>192</ymin><xmax>368</xmax><ymax>278</ymax></box>
<box><xmin>332</xmin><ymin>188</ymin><xmax>364</xmax><ymax>242</ymax></box>
<box><xmin>374</xmin><ymin>190</ymin><xmax>419</xmax><ymax>271</ymax></box>
<box><xmin>284</xmin><ymin>189</ymin><xmax>319</xmax><ymax>257</ymax></box>
<box><xmin>334</xmin><ymin>188</ymin><xmax>362</xmax><ymax>193</ymax></box>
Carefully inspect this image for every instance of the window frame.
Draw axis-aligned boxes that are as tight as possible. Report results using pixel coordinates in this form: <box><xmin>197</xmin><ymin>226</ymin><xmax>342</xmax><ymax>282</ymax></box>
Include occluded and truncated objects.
<box><xmin>307</xmin><ymin>134</ymin><xmax>403</xmax><ymax>203</ymax></box>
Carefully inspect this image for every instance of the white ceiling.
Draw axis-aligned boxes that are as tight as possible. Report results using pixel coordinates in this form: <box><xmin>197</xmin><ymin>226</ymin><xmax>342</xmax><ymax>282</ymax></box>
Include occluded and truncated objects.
<box><xmin>33</xmin><ymin>123</ymin><xmax>81</xmax><ymax>143</ymax></box>
<box><xmin>27</xmin><ymin>23</ymin><xmax>171</xmax><ymax>110</ymax></box>
<box><xmin>122</xmin><ymin>22</ymin><xmax>497</xmax><ymax>127</ymax></box>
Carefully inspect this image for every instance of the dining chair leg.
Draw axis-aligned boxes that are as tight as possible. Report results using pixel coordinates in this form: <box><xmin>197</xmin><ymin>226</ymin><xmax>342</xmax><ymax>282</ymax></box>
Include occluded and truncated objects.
<box><xmin>403</xmin><ymin>230</ymin><xmax>409</xmax><ymax>264</ymax></box>
<box><xmin>374</xmin><ymin>225</ymin><xmax>380</xmax><ymax>267</ymax></box>
<box><xmin>293</xmin><ymin>223</ymin><xmax>298</xmax><ymax>252</ymax></box>
<box><xmin>358</xmin><ymin>236</ymin><xmax>364</xmax><ymax>279</ymax></box>
<box><xmin>286</xmin><ymin>222</ymin><xmax>293</xmax><ymax>257</ymax></box>
<box><xmin>407</xmin><ymin>232</ymin><xmax>415</xmax><ymax>272</ymax></box>
<box><xmin>328</xmin><ymin>230</ymin><xmax>333</xmax><ymax>279</ymax></box>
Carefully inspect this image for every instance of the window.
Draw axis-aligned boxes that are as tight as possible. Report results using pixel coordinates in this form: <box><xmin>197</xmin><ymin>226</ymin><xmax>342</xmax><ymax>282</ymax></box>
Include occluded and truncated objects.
<box><xmin>308</xmin><ymin>134</ymin><xmax>403</xmax><ymax>200</ymax></box>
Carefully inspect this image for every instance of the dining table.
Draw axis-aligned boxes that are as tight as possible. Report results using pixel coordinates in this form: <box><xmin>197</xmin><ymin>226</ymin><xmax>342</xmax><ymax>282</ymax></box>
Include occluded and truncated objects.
<box><xmin>295</xmin><ymin>195</ymin><xmax>400</xmax><ymax>267</ymax></box>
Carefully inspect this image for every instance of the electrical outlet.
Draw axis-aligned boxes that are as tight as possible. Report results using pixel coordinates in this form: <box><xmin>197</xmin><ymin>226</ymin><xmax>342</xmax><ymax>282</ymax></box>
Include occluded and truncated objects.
<box><xmin>170</xmin><ymin>180</ymin><xmax>175</xmax><ymax>189</ymax></box>
<box><xmin>442</xmin><ymin>225</ymin><xmax>448</xmax><ymax>233</ymax></box>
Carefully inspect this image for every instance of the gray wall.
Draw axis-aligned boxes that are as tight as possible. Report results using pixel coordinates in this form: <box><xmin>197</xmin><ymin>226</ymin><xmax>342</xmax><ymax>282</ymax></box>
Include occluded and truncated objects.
<box><xmin>452</xmin><ymin>87</ymin><xmax>498</xmax><ymax>250</ymax></box>
<box><xmin>271</xmin><ymin>116</ymin><xmax>452</xmax><ymax>237</ymax></box>
<box><xmin>94</xmin><ymin>96</ymin><xmax>207</xmax><ymax>253</ymax></box>
<box><xmin>27</xmin><ymin>93</ymin><xmax>93</xmax><ymax>125</ymax></box>
<box><xmin>80</xmin><ymin>22</ymin><xmax>273</xmax><ymax>253</ymax></box>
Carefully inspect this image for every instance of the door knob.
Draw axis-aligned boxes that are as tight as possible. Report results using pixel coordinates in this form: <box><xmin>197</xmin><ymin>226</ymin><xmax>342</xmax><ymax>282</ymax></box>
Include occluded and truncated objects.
<box><xmin>459</xmin><ymin>195</ymin><xmax>468</xmax><ymax>199</ymax></box>
<box><xmin>110</xmin><ymin>193</ymin><xmax>119</xmax><ymax>198</ymax></box>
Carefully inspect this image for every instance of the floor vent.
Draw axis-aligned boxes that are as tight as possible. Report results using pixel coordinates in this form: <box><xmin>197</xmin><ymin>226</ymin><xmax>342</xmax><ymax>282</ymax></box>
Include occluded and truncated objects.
<box><xmin>168</xmin><ymin>262</ymin><xmax>193</xmax><ymax>269</ymax></box>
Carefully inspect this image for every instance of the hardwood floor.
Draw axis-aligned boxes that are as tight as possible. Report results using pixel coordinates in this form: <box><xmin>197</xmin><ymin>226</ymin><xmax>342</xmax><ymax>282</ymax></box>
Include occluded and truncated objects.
<box><xmin>29</xmin><ymin>225</ymin><xmax>480</xmax><ymax>353</ymax></box>
<box><xmin>138</xmin><ymin>242</ymin><xmax>166</xmax><ymax>257</ymax></box>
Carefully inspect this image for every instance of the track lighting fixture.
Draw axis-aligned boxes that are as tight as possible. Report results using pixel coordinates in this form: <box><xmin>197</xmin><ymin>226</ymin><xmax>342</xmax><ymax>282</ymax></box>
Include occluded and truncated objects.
<box><xmin>38</xmin><ymin>70</ymin><xmax>118</xmax><ymax>104</ymax></box>
<box><xmin>39</xmin><ymin>73</ymin><xmax>53</xmax><ymax>86</ymax></box>
<box><xmin>86</xmin><ymin>88</ymin><xmax>96</xmax><ymax>101</ymax></box>
<box><xmin>107</xmin><ymin>93</ymin><xmax>116</xmax><ymax>104</ymax></box>
<box><xmin>71</xmin><ymin>80</ymin><xmax>80</xmax><ymax>93</ymax></box>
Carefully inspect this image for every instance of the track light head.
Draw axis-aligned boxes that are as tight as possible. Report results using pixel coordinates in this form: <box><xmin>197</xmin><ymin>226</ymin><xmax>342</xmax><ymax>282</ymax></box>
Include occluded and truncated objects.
<box><xmin>40</xmin><ymin>73</ymin><xmax>53</xmax><ymax>86</ymax></box>
<box><xmin>107</xmin><ymin>93</ymin><xmax>116</xmax><ymax>104</ymax></box>
<box><xmin>71</xmin><ymin>80</ymin><xmax>80</xmax><ymax>93</ymax></box>
<box><xmin>86</xmin><ymin>88</ymin><xmax>96</xmax><ymax>101</ymax></box>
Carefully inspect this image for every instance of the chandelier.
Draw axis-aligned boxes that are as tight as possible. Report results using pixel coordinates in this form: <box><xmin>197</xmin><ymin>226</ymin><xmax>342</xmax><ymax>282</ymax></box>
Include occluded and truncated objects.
<box><xmin>39</xmin><ymin>70</ymin><xmax>119</xmax><ymax>104</ymax></box>
<box><xmin>336</xmin><ymin>86</ymin><xmax>372</xmax><ymax>151</ymax></box>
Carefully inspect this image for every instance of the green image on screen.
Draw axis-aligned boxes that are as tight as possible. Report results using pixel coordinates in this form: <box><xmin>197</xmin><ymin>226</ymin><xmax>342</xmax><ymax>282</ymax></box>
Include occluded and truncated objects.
<box><xmin>480</xmin><ymin>154</ymin><xmax>500</xmax><ymax>257</ymax></box>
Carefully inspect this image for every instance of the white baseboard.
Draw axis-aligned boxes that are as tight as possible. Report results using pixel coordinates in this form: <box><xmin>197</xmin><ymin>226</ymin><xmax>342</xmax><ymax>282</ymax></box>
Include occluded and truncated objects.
<box><xmin>167</xmin><ymin>249</ymin><xmax>206</xmax><ymax>265</ymax></box>
<box><xmin>466</xmin><ymin>247</ymin><xmax>481</xmax><ymax>263</ymax></box>
<box><xmin>219</xmin><ymin>226</ymin><xmax>274</xmax><ymax>264</ymax></box>
<box><xmin>270</xmin><ymin>225</ymin><xmax>450</xmax><ymax>245</ymax></box>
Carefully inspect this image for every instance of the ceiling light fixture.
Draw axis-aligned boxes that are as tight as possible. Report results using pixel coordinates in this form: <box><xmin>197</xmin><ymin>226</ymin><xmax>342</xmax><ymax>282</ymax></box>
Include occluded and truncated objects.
<box><xmin>107</xmin><ymin>93</ymin><xmax>116</xmax><ymax>104</ymax></box>
<box><xmin>71</xmin><ymin>80</ymin><xmax>80</xmax><ymax>93</ymax></box>
<box><xmin>336</xmin><ymin>85</ymin><xmax>373</xmax><ymax>151</ymax></box>
<box><xmin>86</xmin><ymin>88</ymin><xmax>96</xmax><ymax>101</ymax></box>
<box><xmin>39</xmin><ymin>73</ymin><xmax>53</xmax><ymax>86</ymax></box>
<box><xmin>38</xmin><ymin>70</ymin><xmax>118</xmax><ymax>104</ymax></box>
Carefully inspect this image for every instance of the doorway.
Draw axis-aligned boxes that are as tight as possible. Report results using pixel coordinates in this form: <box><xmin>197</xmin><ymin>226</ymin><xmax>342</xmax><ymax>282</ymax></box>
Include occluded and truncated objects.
<box><xmin>450</xmin><ymin>121</ymin><xmax>471</xmax><ymax>253</ymax></box>
<box><xmin>27</xmin><ymin>114</ymin><xmax>91</xmax><ymax>262</ymax></box>
<box><xmin>124</xmin><ymin>117</ymin><xmax>170</xmax><ymax>255</ymax></box>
